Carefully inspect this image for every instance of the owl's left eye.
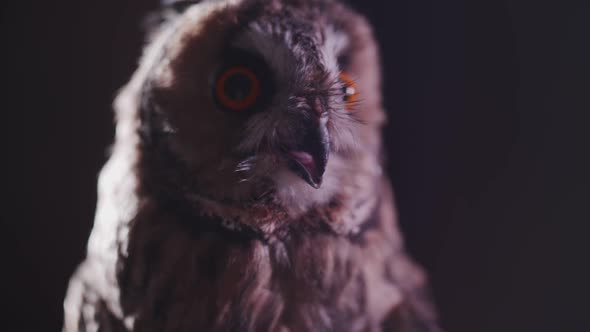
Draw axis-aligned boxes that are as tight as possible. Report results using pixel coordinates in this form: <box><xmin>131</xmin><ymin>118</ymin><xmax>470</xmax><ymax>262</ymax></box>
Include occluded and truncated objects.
<box><xmin>214</xmin><ymin>66</ymin><xmax>261</xmax><ymax>112</ymax></box>
<box><xmin>339</xmin><ymin>72</ymin><xmax>359</xmax><ymax>111</ymax></box>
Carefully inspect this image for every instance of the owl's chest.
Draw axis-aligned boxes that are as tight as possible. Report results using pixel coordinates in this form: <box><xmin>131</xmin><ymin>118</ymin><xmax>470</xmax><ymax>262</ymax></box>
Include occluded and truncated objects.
<box><xmin>120</xmin><ymin>219</ymin><xmax>398</xmax><ymax>332</ymax></box>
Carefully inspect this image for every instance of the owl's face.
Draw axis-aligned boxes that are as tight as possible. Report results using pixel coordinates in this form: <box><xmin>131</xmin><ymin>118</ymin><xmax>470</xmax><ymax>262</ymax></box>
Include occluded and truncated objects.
<box><xmin>135</xmin><ymin>0</ymin><xmax>384</xmax><ymax>214</ymax></box>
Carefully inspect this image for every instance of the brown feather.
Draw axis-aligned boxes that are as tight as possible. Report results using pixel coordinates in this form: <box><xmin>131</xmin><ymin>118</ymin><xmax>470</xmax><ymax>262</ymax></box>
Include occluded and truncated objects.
<box><xmin>63</xmin><ymin>1</ymin><xmax>442</xmax><ymax>331</ymax></box>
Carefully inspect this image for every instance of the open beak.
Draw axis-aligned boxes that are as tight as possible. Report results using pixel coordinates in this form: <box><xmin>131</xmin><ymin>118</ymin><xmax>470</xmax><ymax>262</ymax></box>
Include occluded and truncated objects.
<box><xmin>284</xmin><ymin>119</ymin><xmax>330</xmax><ymax>189</ymax></box>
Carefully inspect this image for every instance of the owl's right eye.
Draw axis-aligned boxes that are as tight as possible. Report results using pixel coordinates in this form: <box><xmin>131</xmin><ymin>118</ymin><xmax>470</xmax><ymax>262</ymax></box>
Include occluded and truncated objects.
<box><xmin>214</xmin><ymin>66</ymin><xmax>261</xmax><ymax>112</ymax></box>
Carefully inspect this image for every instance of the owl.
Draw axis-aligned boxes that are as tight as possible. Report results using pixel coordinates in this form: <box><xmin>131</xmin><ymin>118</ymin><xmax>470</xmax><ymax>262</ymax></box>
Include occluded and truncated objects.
<box><xmin>63</xmin><ymin>0</ymin><xmax>441</xmax><ymax>331</ymax></box>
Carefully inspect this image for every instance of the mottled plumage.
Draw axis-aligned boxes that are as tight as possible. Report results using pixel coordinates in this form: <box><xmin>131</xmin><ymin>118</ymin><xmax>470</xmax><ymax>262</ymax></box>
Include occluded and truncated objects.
<box><xmin>64</xmin><ymin>0</ymin><xmax>441</xmax><ymax>331</ymax></box>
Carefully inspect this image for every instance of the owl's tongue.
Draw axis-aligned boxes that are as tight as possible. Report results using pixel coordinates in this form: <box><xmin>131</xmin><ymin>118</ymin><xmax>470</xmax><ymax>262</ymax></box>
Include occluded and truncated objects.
<box><xmin>287</xmin><ymin>150</ymin><xmax>324</xmax><ymax>189</ymax></box>
<box><xmin>290</xmin><ymin>151</ymin><xmax>317</xmax><ymax>173</ymax></box>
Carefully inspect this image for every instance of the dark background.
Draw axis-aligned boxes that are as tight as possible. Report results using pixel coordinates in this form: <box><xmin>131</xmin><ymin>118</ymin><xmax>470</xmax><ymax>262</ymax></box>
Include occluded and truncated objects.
<box><xmin>3</xmin><ymin>0</ymin><xmax>589</xmax><ymax>331</ymax></box>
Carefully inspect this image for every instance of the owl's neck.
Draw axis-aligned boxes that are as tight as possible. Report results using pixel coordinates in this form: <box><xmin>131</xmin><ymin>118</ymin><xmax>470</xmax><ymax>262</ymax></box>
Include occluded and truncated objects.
<box><xmin>155</xmin><ymin>186</ymin><xmax>290</xmax><ymax>240</ymax></box>
<box><xmin>142</xmin><ymin>174</ymin><xmax>382</xmax><ymax>248</ymax></box>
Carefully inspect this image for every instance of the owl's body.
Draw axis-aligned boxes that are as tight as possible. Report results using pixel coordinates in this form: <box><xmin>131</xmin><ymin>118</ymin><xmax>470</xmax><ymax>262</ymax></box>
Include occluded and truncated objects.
<box><xmin>64</xmin><ymin>0</ymin><xmax>441</xmax><ymax>331</ymax></box>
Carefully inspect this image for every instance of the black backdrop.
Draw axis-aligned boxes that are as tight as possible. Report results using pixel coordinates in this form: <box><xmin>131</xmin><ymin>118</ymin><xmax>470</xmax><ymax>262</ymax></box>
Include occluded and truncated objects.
<box><xmin>3</xmin><ymin>0</ymin><xmax>589</xmax><ymax>331</ymax></box>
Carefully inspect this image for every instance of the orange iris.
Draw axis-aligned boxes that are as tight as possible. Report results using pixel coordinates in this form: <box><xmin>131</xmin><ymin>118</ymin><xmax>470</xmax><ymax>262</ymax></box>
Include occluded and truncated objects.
<box><xmin>339</xmin><ymin>72</ymin><xmax>359</xmax><ymax>111</ymax></box>
<box><xmin>215</xmin><ymin>66</ymin><xmax>261</xmax><ymax>111</ymax></box>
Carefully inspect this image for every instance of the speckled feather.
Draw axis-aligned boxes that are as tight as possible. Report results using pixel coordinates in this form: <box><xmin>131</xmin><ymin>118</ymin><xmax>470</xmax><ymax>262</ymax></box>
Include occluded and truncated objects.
<box><xmin>63</xmin><ymin>0</ymin><xmax>442</xmax><ymax>331</ymax></box>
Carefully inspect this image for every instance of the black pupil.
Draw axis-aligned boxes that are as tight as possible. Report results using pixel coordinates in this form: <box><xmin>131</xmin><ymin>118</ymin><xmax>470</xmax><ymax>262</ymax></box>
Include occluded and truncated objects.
<box><xmin>224</xmin><ymin>72</ymin><xmax>253</xmax><ymax>102</ymax></box>
<box><xmin>342</xmin><ymin>82</ymin><xmax>351</xmax><ymax>101</ymax></box>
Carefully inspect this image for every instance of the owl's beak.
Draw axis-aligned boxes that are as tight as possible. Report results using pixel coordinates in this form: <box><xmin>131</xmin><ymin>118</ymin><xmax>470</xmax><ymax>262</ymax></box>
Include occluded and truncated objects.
<box><xmin>285</xmin><ymin>119</ymin><xmax>329</xmax><ymax>189</ymax></box>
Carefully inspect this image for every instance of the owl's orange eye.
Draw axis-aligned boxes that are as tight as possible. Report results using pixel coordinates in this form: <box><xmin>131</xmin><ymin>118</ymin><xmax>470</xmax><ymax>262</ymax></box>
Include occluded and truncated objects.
<box><xmin>339</xmin><ymin>72</ymin><xmax>359</xmax><ymax>110</ymax></box>
<box><xmin>214</xmin><ymin>66</ymin><xmax>261</xmax><ymax>112</ymax></box>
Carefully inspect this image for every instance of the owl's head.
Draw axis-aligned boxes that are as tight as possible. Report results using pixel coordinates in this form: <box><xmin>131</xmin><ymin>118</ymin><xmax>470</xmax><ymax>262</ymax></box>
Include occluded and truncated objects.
<box><xmin>119</xmin><ymin>0</ymin><xmax>385</xmax><ymax>216</ymax></box>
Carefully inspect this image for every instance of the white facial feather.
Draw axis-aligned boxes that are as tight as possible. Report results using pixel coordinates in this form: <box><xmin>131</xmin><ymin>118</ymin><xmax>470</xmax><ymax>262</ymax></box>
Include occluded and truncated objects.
<box><xmin>226</xmin><ymin>21</ymin><xmax>367</xmax><ymax>210</ymax></box>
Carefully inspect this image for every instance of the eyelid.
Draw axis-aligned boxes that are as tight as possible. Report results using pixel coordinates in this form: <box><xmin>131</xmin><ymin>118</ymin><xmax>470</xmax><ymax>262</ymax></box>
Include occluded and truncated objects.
<box><xmin>339</xmin><ymin>71</ymin><xmax>355</xmax><ymax>85</ymax></box>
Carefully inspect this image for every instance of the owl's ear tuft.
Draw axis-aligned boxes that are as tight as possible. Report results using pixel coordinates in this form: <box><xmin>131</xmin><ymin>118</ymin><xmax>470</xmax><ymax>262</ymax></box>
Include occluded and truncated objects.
<box><xmin>161</xmin><ymin>0</ymin><xmax>204</xmax><ymax>13</ymax></box>
<box><xmin>142</xmin><ymin>1</ymin><xmax>203</xmax><ymax>41</ymax></box>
